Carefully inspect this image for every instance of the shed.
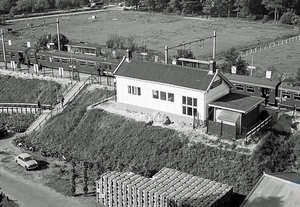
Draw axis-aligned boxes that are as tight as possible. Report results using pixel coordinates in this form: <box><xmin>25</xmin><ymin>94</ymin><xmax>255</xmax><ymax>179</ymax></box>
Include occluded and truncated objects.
<box><xmin>207</xmin><ymin>93</ymin><xmax>264</xmax><ymax>138</ymax></box>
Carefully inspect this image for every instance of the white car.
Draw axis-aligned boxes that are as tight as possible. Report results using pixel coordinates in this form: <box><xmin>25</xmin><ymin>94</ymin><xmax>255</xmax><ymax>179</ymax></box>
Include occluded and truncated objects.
<box><xmin>15</xmin><ymin>153</ymin><xmax>38</xmax><ymax>170</ymax></box>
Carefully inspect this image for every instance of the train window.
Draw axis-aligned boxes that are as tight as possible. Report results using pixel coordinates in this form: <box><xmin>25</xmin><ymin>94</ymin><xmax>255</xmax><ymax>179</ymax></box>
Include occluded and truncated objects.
<box><xmin>246</xmin><ymin>86</ymin><xmax>255</xmax><ymax>93</ymax></box>
<box><xmin>11</xmin><ymin>53</ymin><xmax>15</xmax><ymax>57</ymax></box>
<box><xmin>108</xmin><ymin>65</ymin><xmax>112</xmax><ymax>70</ymax></box>
<box><xmin>282</xmin><ymin>91</ymin><xmax>291</xmax><ymax>99</ymax></box>
<box><xmin>87</xmin><ymin>62</ymin><xmax>95</xmax><ymax>68</ymax></box>
<box><xmin>236</xmin><ymin>84</ymin><xmax>244</xmax><ymax>91</ymax></box>
<box><xmin>294</xmin><ymin>94</ymin><xmax>300</xmax><ymax>101</ymax></box>
<box><xmin>79</xmin><ymin>61</ymin><xmax>86</xmax><ymax>66</ymax></box>
<box><xmin>29</xmin><ymin>54</ymin><xmax>34</xmax><ymax>58</ymax></box>
<box><xmin>61</xmin><ymin>58</ymin><xmax>68</xmax><ymax>64</ymax></box>
<box><xmin>160</xmin><ymin>91</ymin><xmax>166</xmax><ymax>100</ymax></box>
<box><xmin>42</xmin><ymin>56</ymin><xmax>46</xmax><ymax>60</ymax></box>
<box><xmin>53</xmin><ymin>57</ymin><xmax>60</xmax><ymax>62</ymax></box>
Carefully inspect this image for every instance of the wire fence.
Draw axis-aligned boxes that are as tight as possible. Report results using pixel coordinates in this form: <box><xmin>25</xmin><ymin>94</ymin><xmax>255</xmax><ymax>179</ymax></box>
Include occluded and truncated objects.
<box><xmin>240</xmin><ymin>34</ymin><xmax>300</xmax><ymax>57</ymax></box>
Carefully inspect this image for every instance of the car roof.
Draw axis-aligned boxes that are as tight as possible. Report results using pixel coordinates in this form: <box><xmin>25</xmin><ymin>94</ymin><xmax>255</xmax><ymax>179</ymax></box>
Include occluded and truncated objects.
<box><xmin>19</xmin><ymin>153</ymin><xmax>31</xmax><ymax>158</ymax></box>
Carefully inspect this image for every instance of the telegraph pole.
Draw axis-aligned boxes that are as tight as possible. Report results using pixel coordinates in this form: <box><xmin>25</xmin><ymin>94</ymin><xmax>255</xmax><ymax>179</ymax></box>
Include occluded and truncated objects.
<box><xmin>56</xmin><ymin>18</ymin><xmax>60</xmax><ymax>51</ymax></box>
<box><xmin>1</xmin><ymin>29</ymin><xmax>7</xmax><ymax>69</ymax></box>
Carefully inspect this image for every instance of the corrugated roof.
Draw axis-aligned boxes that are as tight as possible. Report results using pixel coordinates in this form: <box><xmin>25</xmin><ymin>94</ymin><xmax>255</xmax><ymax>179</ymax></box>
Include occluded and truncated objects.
<box><xmin>65</xmin><ymin>42</ymin><xmax>102</xmax><ymax>48</ymax></box>
<box><xmin>241</xmin><ymin>172</ymin><xmax>300</xmax><ymax>207</ymax></box>
<box><xmin>224</xmin><ymin>73</ymin><xmax>280</xmax><ymax>88</ymax></box>
<box><xmin>114</xmin><ymin>60</ymin><xmax>215</xmax><ymax>91</ymax></box>
<box><xmin>209</xmin><ymin>93</ymin><xmax>264</xmax><ymax>113</ymax></box>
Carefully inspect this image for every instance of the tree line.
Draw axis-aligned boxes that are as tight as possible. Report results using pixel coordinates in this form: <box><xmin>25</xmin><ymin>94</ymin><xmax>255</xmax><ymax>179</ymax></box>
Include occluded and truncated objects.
<box><xmin>1</xmin><ymin>0</ymin><xmax>300</xmax><ymax>22</ymax></box>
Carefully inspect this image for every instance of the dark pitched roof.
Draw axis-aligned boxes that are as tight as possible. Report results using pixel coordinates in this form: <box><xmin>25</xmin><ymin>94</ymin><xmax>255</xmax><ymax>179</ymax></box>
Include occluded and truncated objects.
<box><xmin>208</xmin><ymin>93</ymin><xmax>264</xmax><ymax>113</ymax></box>
<box><xmin>224</xmin><ymin>73</ymin><xmax>280</xmax><ymax>88</ymax></box>
<box><xmin>241</xmin><ymin>172</ymin><xmax>300</xmax><ymax>207</ymax></box>
<box><xmin>114</xmin><ymin>60</ymin><xmax>217</xmax><ymax>91</ymax></box>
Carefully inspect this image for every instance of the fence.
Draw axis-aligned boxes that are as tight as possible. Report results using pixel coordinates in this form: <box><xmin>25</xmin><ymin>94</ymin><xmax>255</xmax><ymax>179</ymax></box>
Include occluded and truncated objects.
<box><xmin>240</xmin><ymin>35</ymin><xmax>300</xmax><ymax>57</ymax></box>
<box><xmin>29</xmin><ymin>77</ymin><xmax>91</xmax><ymax>133</ymax></box>
<box><xmin>245</xmin><ymin>115</ymin><xmax>272</xmax><ymax>139</ymax></box>
<box><xmin>0</xmin><ymin>103</ymin><xmax>51</xmax><ymax>114</ymax></box>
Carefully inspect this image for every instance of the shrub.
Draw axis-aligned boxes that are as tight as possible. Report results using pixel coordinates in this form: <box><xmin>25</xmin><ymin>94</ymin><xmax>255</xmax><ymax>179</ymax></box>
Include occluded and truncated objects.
<box><xmin>262</xmin><ymin>15</ymin><xmax>270</xmax><ymax>23</ymax></box>
<box><xmin>280</xmin><ymin>12</ymin><xmax>296</xmax><ymax>25</ymax></box>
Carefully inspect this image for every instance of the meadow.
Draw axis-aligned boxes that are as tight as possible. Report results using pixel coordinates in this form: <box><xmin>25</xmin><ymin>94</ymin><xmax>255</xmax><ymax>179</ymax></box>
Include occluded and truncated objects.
<box><xmin>3</xmin><ymin>10</ymin><xmax>298</xmax><ymax>63</ymax></box>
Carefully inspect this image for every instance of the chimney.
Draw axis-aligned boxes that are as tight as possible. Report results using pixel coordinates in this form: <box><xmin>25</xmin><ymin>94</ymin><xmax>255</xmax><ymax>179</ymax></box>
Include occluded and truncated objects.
<box><xmin>208</xmin><ymin>60</ymin><xmax>216</xmax><ymax>75</ymax></box>
<box><xmin>126</xmin><ymin>49</ymin><xmax>132</xmax><ymax>62</ymax></box>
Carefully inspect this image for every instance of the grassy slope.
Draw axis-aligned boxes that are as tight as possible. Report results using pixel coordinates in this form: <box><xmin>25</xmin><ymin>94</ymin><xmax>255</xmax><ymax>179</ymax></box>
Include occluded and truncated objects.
<box><xmin>27</xmin><ymin>88</ymin><xmax>263</xmax><ymax>195</ymax></box>
<box><xmin>0</xmin><ymin>75</ymin><xmax>61</xmax><ymax>104</ymax></box>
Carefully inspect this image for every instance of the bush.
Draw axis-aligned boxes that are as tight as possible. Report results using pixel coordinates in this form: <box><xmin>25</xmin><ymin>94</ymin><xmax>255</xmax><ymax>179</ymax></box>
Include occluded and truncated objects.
<box><xmin>262</xmin><ymin>15</ymin><xmax>270</xmax><ymax>23</ymax></box>
<box><xmin>280</xmin><ymin>12</ymin><xmax>296</xmax><ymax>25</ymax></box>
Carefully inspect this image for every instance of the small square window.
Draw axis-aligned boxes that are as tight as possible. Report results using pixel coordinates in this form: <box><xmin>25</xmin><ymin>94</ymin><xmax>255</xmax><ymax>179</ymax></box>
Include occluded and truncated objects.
<box><xmin>182</xmin><ymin>106</ymin><xmax>186</xmax><ymax>115</ymax></box>
<box><xmin>187</xmin><ymin>107</ymin><xmax>193</xmax><ymax>116</ymax></box>
<box><xmin>187</xmin><ymin>97</ymin><xmax>192</xmax><ymax>106</ymax></box>
<box><xmin>236</xmin><ymin>84</ymin><xmax>244</xmax><ymax>91</ymax></box>
<box><xmin>193</xmin><ymin>98</ymin><xmax>197</xmax><ymax>107</ymax></box>
<box><xmin>160</xmin><ymin>91</ymin><xmax>166</xmax><ymax>100</ymax></box>
<box><xmin>182</xmin><ymin>96</ymin><xmax>186</xmax><ymax>104</ymax></box>
<box><xmin>168</xmin><ymin>93</ymin><xmax>174</xmax><ymax>102</ymax></box>
<box><xmin>128</xmin><ymin>86</ymin><xmax>131</xmax><ymax>94</ymax></box>
<box><xmin>153</xmin><ymin>90</ymin><xmax>159</xmax><ymax>99</ymax></box>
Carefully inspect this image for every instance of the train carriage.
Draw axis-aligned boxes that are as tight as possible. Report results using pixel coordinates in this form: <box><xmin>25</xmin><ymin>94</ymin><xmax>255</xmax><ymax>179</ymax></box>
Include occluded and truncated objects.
<box><xmin>0</xmin><ymin>44</ymin><xmax>27</xmax><ymax>64</ymax></box>
<box><xmin>278</xmin><ymin>83</ymin><xmax>300</xmax><ymax>109</ymax></box>
<box><xmin>35</xmin><ymin>50</ymin><xmax>120</xmax><ymax>75</ymax></box>
<box><xmin>224</xmin><ymin>73</ymin><xmax>281</xmax><ymax>106</ymax></box>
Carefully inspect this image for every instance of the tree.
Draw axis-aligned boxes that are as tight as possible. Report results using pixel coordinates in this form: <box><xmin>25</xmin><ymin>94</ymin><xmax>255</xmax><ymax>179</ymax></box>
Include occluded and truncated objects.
<box><xmin>52</xmin><ymin>33</ymin><xmax>69</xmax><ymax>50</ymax></box>
<box><xmin>14</xmin><ymin>0</ymin><xmax>32</xmax><ymax>13</ymax></box>
<box><xmin>220</xmin><ymin>47</ymin><xmax>249</xmax><ymax>75</ymax></box>
<box><xmin>34</xmin><ymin>0</ymin><xmax>50</xmax><ymax>12</ymax></box>
<box><xmin>0</xmin><ymin>0</ymin><xmax>12</xmax><ymax>13</ymax></box>
<box><xmin>37</xmin><ymin>34</ymin><xmax>50</xmax><ymax>49</ymax></box>
<box><xmin>167</xmin><ymin>0</ymin><xmax>181</xmax><ymax>12</ymax></box>
<box><xmin>235</xmin><ymin>0</ymin><xmax>266</xmax><ymax>17</ymax></box>
<box><xmin>262</xmin><ymin>0</ymin><xmax>284</xmax><ymax>21</ymax></box>
<box><xmin>55</xmin><ymin>0</ymin><xmax>71</xmax><ymax>9</ymax></box>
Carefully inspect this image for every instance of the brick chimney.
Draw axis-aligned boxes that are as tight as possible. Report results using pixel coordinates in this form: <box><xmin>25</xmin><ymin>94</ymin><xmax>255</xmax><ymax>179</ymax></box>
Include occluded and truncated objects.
<box><xmin>126</xmin><ymin>49</ymin><xmax>132</xmax><ymax>62</ymax></box>
<box><xmin>208</xmin><ymin>60</ymin><xmax>216</xmax><ymax>75</ymax></box>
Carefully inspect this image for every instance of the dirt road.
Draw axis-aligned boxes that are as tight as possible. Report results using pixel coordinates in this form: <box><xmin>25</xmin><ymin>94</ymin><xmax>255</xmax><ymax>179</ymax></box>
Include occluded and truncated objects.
<box><xmin>0</xmin><ymin>135</ymin><xmax>100</xmax><ymax>207</ymax></box>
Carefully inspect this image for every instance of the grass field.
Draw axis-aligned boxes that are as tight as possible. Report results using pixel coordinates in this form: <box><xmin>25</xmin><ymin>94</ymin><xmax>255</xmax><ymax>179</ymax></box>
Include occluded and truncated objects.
<box><xmin>3</xmin><ymin>10</ymin><xmax>298</xmax><ymax>61</ymax></box>
<box><xmin>243</xmin><ymin>39</ymin><xmax>300</xmax><ymax>77</ymax></box>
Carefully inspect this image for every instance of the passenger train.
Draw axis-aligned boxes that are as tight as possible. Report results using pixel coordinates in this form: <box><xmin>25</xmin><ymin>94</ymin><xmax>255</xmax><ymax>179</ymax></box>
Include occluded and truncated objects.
<box><xmin>0</xmin><ymin>44</ymin><xmax>120</xmax><ymax>76</ymax></box>
<box><xmin>1</xmin><ymin>44</ymin><xmax>300</xmax><ymax>109</ymax></box>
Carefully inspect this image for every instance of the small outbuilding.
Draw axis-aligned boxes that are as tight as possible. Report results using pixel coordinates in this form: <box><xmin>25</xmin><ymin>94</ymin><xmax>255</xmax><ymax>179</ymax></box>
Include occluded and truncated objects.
<box><xmin>207</xmin><ymin>93</ymin><xmax>264</xmax><ymax>138</ymax></box>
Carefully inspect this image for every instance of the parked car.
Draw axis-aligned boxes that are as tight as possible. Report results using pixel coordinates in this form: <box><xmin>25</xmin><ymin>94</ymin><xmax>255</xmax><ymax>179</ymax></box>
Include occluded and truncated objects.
<box><xmin>15</xmin><ymin>153</ymin><xmax>38</xmax><ymax>170</ymax></box>
<box><xmin>0</xmin><ymin>123</ymin><xmax>8</xmax><ymax>137</ymax></box>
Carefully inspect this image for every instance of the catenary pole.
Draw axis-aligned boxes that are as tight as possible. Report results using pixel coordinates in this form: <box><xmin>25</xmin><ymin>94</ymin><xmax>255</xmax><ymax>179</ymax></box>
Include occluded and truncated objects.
<box><xmin>56</xmin><ymin>18</ymin><xmax>60</xmax><ymax>51</ymax></box>
<box><xmin>1</xmin><ymin>29</ymin><xmax>7</xmax><ymax>69</ymax></box>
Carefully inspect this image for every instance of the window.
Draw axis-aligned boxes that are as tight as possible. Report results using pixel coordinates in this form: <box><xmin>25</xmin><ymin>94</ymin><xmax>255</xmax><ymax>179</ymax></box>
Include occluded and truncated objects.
<box><xmin>282</xmin><ymin>91</ymin><xmax>291</xmax><ymax>99</ymax></box>
<box><xmin>88</xmin><ymin>62</ymin><xmax>95</xmax><ymax>68</ymax></box>
<box><xmin>61</xmin><ymin>58</ymin><xmax>68</xmax><ymax>64</ymax></box>
<box><xmin>128</xmin><ymin>86</ymin><xmax>131</xmax><ymax>94</ymax></box>
<box><xmin>42</xmin><ymin>56</ymin><xmax>46</xmax><ymax>60</ymax></box>
<box><xmin>236</xmin><ymin>84</ymin><xmax>244</xmax><ymax>91</ymax></box>
<box><xmin>246</xmin><ymin>86</ymin><xmax>255</xmax><ymax>93</ymax></box>
<box><xmin>182</xmin><ymin>96</ymin><xmax>197</xmax><ymax>116</ymax></box>
<box><xmin>160</xmin><ymin>91</ymin><xmax>166</xmax><ymax>100</ymax></box>
<box><xmin>79</xmin><ymin>61</ymin><xmax>86</xmax><ymax>66</ymax></box>
<box><xmin>168</xmin><ymin>93</ymin><xmax>174</xmax><ymax>102</ymax></box>
<box><xmin>53</xmin><ymin>57</ymin><xmax>60</xmax><ymax>62</ymax></box>
<box><xmin>294</xmin><ymin>94</ymin><xmax>300</xmax><ymax>101</ymax></box>
<box><xmin>153</xmin><ymin>90</ymin><xmax>159</xmax><ymax>99</ymax></box>
<box><xmin>128</xmin><ymin>85</ymin><xmax>141</xmax><ymax>96</ymax></box>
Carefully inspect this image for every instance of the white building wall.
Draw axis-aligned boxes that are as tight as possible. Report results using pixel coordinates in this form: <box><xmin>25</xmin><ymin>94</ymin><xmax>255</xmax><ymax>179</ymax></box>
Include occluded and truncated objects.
<box><xmin>116</xmin><ymin>76</ymin><xmax>206</xmax><ymax>121</ymax></box>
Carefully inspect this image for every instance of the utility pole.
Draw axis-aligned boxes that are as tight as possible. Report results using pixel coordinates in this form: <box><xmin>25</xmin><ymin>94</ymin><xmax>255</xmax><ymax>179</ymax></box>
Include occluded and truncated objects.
<box><xmin>1</xmin><ymin>29</ymin><xmax>7</xmax><ymax>69</ymax></box>
<box><xmin>213</xmin><ymin>31</ymin><xmax>216</xmax><ymax>60</ymax></box>
<box><xmin>56</xmin><ymin>18</ymin><xmax>60</xmax><ymax>51</ymax></box>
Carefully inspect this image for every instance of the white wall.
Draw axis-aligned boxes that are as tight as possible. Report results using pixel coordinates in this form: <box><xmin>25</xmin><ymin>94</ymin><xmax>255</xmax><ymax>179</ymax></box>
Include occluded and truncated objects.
<box><xmin>116</xmin><ymin>76</ymin><xmax>205</xmax><ymax>121</ymax></box>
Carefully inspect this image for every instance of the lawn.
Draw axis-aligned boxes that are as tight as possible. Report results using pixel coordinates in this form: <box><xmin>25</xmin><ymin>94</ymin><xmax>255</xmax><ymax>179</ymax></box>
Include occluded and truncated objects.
<box><xmin>3</xmin><ymin>10</ymin><xmax>298</xmax><ymax>62</ymax></box>
<box><xmin>243</xmin><ymin>39</ymin><xmax>300</xmax><ymax>77</ymax></box>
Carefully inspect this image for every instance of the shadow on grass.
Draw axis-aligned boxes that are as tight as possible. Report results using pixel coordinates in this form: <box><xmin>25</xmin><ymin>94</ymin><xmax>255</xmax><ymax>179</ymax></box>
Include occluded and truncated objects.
<box><xmin>75</xmin><ymin>191</ymin><xmax>96</xmax><ymax>197</ymax></box>
<box><xmin>36</xmin><ymin>160</ymin><xmax>50</xmax><ymax>170</ymax></box>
